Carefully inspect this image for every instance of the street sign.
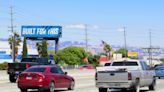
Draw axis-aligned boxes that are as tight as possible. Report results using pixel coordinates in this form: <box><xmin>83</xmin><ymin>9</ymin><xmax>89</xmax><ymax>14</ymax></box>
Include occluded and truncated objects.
<box><xmin>21</xmin><ymin>26</ymin><xmax>62</xmax><ymax>40</ymax></box>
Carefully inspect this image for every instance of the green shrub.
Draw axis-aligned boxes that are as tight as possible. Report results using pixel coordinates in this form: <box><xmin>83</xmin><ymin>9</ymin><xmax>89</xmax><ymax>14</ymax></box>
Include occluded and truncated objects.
<box><xmin>0</xmin><ymin>62</ymin><xmax>8</xmax><ymax>70</ymax></box>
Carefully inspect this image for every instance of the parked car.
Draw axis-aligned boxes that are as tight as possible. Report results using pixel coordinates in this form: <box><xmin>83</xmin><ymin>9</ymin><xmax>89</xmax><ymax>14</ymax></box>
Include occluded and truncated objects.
<box><xmin>96</xmin><ymin>59</ymin><xmax>156</xmax><ymax>92</ymax></box>
<box><xmin>17</xmin><ymin>65</ymin><xmax>75</xmax><ymax>92</ymax></box>
<box><xmin>155</xmin><ymin>65</ymin><xmax>164</xmax><ymax>79</ymax></box>
<box><xmin>79</xmin><ymin>64</ymin><xmax>94</xmax><ymax>70</ymax></box>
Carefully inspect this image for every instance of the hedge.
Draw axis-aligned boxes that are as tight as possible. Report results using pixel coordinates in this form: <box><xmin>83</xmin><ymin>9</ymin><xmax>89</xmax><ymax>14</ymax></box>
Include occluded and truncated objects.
<box><xmin>0</xmin><ymin>62</ymin><xmax>8</xmax><ymax>70</ymax></box>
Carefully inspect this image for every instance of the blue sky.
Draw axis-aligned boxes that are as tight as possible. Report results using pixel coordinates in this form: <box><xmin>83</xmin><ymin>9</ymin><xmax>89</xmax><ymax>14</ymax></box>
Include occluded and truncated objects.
<box><xmin>0</xmin><ymin>0</ymin><xmax>164</xmax><ymax>47</ymax></box>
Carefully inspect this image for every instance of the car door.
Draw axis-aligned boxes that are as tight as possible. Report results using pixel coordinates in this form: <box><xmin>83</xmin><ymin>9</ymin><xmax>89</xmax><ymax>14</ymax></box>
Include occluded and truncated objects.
<box><xmin>50</xmin><ymin>67</ymin><xmax>63</xmax><ymax>88</ymax></box>
<box><xmin>140</xmin><ymin>61</ymin><xmax>149</xmax><ymax>86</ymax></box>
<box><xmin>143</xmin><ymin>62</ymin><xmax>154</xmax><ymax>85</ymax></box>
<box><xmin>57</xmin><ymin>67</ymin><xmax>70</xmax><ymax>88</ymax></box>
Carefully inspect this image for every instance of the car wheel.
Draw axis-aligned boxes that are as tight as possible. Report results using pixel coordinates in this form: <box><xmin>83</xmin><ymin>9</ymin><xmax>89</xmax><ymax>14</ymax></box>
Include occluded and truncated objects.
<box><xmin>68</xmin><ymin>80</ymin><xmax>75</xmax><ymax>90</ymax></box>
<box><xmin>158</xmin><ymin>77</ymin><xmax>161</xmax><ymax>79</ymax></box>
<box><xmin>149</xmin><ymin>78</ymin><xmax>156</xmax><ymax>90</ymax></box>
<box><xmin>121</xmin><ymin>88</ymin><xmax>127</xmax><ymax>91</ymax></box>
<box><xmin>132</xmin><ymin>80</ymin><xmax>140</xmax><ymax>92</ymax></box>
<box><xmin>9</xmin><ymin>74</ymin><xmax>16</xmax><ymax>83</ymax></box>
<box><xmin>48</xmin><ymin>81</ymin><xmax>55</xmax><ymax>92</ymax></box>
<box><xmin>99</xmin><ymin>88</ymin><xmax>107</xmax><ymax>92</ymax></box>
<box><xmin>20</xmin><ymin>88</ymin><xmax>27</xmax><ymax>92</ymax></box>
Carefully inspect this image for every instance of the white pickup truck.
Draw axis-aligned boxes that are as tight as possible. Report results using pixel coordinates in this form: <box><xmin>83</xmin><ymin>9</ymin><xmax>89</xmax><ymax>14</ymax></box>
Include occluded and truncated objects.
<box><xmin>95</xmin><ymin>59</ymin><xmax>156</xmax><ymax>92</ymax></box>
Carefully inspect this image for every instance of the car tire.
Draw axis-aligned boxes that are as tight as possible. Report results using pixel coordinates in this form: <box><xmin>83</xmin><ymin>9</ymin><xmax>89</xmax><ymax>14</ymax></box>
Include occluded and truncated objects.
<box><xmin>149</xmin><ymin>78</ymin><xmax>156</xmax><ymax>90</ymax></box>
<box><xmin>121</xmin><ymin>88</ymin><xmax>127</xmax><ymax>91</ymax></box>
<box><xmin>9</xmin><ymin>74</ymin><xmax>16</xmax><ymax>83</ymax></box>
<box><xmin>48</xmin><ymin>81</ymin><xmax>55</xmax><ymax>92</ymax></box>
<box><xmin>20</xmin><ymin>88</ymin><xmax>27</xmax><ymax>92</ymax></box>
<box><xmin>68</xmin><ymin>80</ymin><xmax>75</xmax><ymax>90</ymax></box>
<box><xmin>99</xmin><ymin>88</ymin><xmax>107</xmax><ymax>92</ymax></box>
<box><xmin>158</xmin><ymin>77</ymin><xmax>161</xmax><ymax>79</ymax></box>
<box><xmin>131</xmin><ymin>79</ymin><xmax>140</xmax><ymax>92</ymax></box>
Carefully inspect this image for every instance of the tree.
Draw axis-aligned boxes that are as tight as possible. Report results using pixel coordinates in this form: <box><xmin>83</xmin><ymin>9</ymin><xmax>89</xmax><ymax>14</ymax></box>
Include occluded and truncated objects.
<box><xmin>36</xmin><ymin>40</ymin><xmax>48</xmax><ymax>58</ymax></box>
<box><xmin>160</xmin><ymin>58</ymin><xmax>164</xmax><ymax>63</ymax></box>
<box><xmin>22</xmin><ymin>37</ymin><xmax>28</xmax><ymax>58</ymax></box>
<box><xmin>36</xmin><ymin>42</ymin><xmax>42</xmax><ymax>57</ymax></box>
<box><xmin>55</xmin><ymin>46</ymin><xmax>87</xmax><ymax>65</ymax></box>
<box><xmin>8</xmin><ymin>32</ymin><xmax>21</xmax><ymax>62</ymax></box>
<box><xmin>41</xmin><ymin>40</ymin><xmax>48</xmax><ymax>58</ymax></box>
<box><xmin>114</xmin><ymin>48</ymin><xmax>128</xmax><ymax>57</ymax></box>
<box><xmin>102</xmin><ymin>40</ymin><xmax>112</xmax><ymax>57</ymax></box>
<box><xmin>87</xmin><ymin>52</ymin><xmax>100</xmax><ymax>67</ymax></box>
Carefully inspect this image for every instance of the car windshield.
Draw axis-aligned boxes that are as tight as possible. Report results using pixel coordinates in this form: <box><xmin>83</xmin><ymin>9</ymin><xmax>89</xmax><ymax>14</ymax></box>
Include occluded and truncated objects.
<box><xmin>21</xmin><ymin>58</ymin><xmax>37</xmax><ymax>62</ymax></box>
<box><xmin>112</xmin><ymin>61</ymin><xmax>138</xmax><ymax>66</ymax></box>
<box><xmin>155</xmin><ymin>67</ymin><xmax>164</xmax><ymax>70</ymax></box>
<box><xmin>82</xmin><ymin>66</ymin><xmax>88</xmax><ymax>67</ymax></box>
<box><xmin>26</xmin><ymin>67</ymin><xmax>46</xmax><ymax>72</ymax></box>
<box><xmin>104</xmin><ymin>63</ymin><xmax>111</xmax><ymax>66</ymax></box>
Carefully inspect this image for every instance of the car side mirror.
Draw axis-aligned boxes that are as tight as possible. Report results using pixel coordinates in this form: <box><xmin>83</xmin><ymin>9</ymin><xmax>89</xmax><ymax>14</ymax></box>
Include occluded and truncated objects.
<box><xmin>64</xmin><ymin>72</ymin><xmax>67</xmax><ymax>75</ymax></box>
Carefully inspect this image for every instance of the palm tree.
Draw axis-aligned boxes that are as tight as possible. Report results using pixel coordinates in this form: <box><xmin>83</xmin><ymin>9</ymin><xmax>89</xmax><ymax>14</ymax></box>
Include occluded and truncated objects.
<box><xmin>102</xmin><ymin>40</ymin><xmax>112</xmax><ymax>57</ymax></box>
<box><xmin>8</xmin><ymin>32</ymin><xmax>22</xmax><ymax>62</ymax></box>
<box><xmin>36</xmin><ymin>42</ymin><xmax>42</xmax><ymax>57</ymax></box>
<box><xmin>36</xmin><ymin>40</ymin><xmax>48</xmax><ymax>58</ymax></box>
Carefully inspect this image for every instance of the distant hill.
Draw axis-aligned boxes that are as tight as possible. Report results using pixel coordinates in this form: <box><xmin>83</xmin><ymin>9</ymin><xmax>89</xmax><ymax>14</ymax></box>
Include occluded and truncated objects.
<box><xmin>0</xmin><ymin>38</ymin><xmax>163</xmax><ymax>56</ymax></box>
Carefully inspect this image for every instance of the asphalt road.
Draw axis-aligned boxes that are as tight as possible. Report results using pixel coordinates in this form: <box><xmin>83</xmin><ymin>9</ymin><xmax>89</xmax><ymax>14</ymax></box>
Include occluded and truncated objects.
<box><xmin>0</xmin><ymin>70</ymin><xmax>164</xmax><ymax>92</ymax></box>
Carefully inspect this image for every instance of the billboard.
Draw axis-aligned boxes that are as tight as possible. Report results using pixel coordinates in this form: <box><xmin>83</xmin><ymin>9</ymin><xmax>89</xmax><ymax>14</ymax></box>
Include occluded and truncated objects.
<box><xmin>21</xmin><ymin>26</ymin><xmax>62</xmax><ymax>40</ymax></box>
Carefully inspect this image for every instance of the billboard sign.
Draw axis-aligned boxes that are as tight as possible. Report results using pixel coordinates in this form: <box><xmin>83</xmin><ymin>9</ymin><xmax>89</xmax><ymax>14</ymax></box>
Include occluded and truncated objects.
<box><xmin>21</xmin><ymin>26</ymin><xmax>62</xmax><ymax>40</ymax></box>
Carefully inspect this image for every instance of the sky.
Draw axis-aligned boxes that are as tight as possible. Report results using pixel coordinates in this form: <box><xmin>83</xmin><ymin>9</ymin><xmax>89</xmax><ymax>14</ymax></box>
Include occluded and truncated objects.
<box><xmin>0</xmin><ymin>0</ymin><xmax>164</xmax><ymax>47</ymax></box>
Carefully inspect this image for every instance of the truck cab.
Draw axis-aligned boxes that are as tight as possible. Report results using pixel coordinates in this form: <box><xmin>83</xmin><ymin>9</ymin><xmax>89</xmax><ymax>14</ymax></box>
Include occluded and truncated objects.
<box><xmin>7</xmin><ymin>57</ymin><xmax>53</xmax><ymax>82</ymax></box>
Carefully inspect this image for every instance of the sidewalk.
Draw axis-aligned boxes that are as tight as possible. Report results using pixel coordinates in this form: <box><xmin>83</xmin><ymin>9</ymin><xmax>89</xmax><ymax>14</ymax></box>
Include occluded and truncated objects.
<box><xmin>0</xmin><ymin>70</ymin><xmax>8</xmax><ymax>80</ymax></box>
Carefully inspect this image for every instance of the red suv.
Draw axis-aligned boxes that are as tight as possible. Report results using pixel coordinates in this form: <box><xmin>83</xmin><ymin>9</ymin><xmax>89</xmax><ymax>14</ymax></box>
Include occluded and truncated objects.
<box><xmin>17</xmin><ymin>65</ymin><xmax>75</xmax><ymax>92</ymax></box>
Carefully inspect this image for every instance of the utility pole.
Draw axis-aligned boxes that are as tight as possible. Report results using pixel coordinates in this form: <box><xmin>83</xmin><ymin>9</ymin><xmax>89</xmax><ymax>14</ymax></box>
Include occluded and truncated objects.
<box><xmin>123</xmin><ymin>27</ymin><xmax>127</xmax><ymax>58</ymax></box>
<box><xmin>149</xmin><ymin>29</ymin><xmax>152</xmax><ymax>66</ymax></box>
<box><xmin>84</xmin><ymin>24</ymin><xmax>88</xmax><ymax>52</ymax></box>
<box><xmin>142</xmin><ymin>29</ymin><xmax>160</xmax><ymax>66</ymax></box>
<box><xmin>10</xmin><ymin>6</ymin><xmax>16</xmax><ymax>62</ymax></box>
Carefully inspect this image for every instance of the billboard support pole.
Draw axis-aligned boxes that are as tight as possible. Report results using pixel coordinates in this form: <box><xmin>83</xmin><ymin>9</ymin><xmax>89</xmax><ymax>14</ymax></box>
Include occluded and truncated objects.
<box><xmin>55</xmin><ymin>38</ymin><xmax>59</xmax><ymax>54</ymax></box>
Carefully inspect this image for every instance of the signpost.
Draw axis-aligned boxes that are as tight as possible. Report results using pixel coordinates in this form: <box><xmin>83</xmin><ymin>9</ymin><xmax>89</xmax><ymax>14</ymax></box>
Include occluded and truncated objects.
<box><xmin>21</xmin><ymin>26</ymin><xmax>62</xmax><ymax>53</ymax></box>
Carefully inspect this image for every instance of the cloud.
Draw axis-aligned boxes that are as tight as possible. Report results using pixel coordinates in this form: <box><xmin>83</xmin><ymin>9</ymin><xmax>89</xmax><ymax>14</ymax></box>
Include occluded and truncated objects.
<box><xmin>64</xmin><ymin>24</ymin><xmax>99</xmax><ymax>29</ymax></box>
<box><xmin>64</xmin><ymin>24</ymin><xmax>85</xmax><ymax>29</ymax></box>
<box><xmin>117</xmin><ymin>27</ymin><xmax>125</xmax><ymax>32</ymax></box>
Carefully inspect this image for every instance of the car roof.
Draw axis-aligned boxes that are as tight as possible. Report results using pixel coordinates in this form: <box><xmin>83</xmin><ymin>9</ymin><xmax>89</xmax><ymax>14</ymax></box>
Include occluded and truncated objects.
<box><xmin>155</xmin><ymin>65</ymin><xmax>164</xmax><ymax>68</ymax></box>
<box><xmin>30</xmin><ymin>64</ymin><xmax>60</xmax><ymax>68</ymax></box>
<box><xmin>112</xmin><ymin>59</ymin><xmax>139</xmax><ymax>62</ymax></box>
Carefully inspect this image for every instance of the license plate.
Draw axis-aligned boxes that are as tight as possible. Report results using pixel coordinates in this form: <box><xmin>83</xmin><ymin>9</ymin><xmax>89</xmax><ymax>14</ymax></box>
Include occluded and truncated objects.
<box><xmin>26</xmin><ymin>76</ymin><xmax>32</xmax><ymax>80</ymax></box>
<box><xmin>109</xmin><ymin>83</ymin><xmax>121</xmax><ymax>87</ymax></box>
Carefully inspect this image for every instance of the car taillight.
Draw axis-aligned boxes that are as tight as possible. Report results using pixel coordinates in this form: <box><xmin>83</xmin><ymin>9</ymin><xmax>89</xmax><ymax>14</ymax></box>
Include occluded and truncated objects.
<box><xmin>95</xmin><ymin>72</ymin><xmax>97</xmax><ymax>80</ymax></box>
<box><xmin>26</xmin><ymin>64</ymin><xmax>30</xmax><ymax>69</ymax></box>
<box><xmin>38</xmin><ymin>74</ymin><xmax>45</xmax><ymax>82</ymax></box>
<box><xmin>128</xmin><ymin>72</ymin><xmax>132</xmax><ymax>80</ymax></box>
<box><xmin>17</xmin><ymin>74</ymin><xmax>23</xmax><ymax>82</ymax></box>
